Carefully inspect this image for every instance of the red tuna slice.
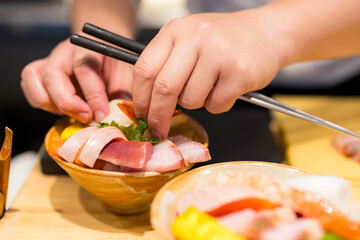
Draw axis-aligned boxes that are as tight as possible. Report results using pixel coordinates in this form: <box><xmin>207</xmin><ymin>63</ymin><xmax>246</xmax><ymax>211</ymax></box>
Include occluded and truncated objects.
<box><xmin>140</xmin><ymin>139</ymin><xmax>187</xmax><ymax>172</ymax></box>
<box><xmin>169</xmin><ymin>135</ymin><xmax>211</xmax><ymax>163</ymax></box>
<box><xmin>98</xmin><ymin>139</ymin><xmax>153</xmax><ymax>168</ymax></box>
<box><xmin>56</xmin><ymin>126</ymin><xmax>98</xmax><ymax>163</ymax></box>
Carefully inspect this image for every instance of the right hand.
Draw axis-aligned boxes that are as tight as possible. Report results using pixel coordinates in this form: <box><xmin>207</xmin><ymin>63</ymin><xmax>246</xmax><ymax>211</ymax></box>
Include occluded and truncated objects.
<box><xmin>21</xmin><ymin>38</ymin><xmax>134</xmax><ymax>123</ymax></box>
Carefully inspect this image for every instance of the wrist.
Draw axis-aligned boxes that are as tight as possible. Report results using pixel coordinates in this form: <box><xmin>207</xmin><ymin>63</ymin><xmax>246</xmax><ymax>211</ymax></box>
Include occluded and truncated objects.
<box><xmin>252</xmin><ymin>4</ymin><xmax>299</xmax><ymax>68</ymax></box>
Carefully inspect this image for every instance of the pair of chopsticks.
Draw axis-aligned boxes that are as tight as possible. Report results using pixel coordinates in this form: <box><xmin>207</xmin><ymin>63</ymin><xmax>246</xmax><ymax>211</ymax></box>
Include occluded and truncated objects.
<box><xmin>70</xmin><ymin>23</ymin><xmax>360</xmax><ymax>139</ymax></box>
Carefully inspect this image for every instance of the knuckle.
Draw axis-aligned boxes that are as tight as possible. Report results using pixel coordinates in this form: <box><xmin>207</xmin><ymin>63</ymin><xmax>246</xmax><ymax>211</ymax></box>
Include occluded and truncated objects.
<box><xmin>133</xmin><ymin>101</ymin><xmax>148</xmax><ymax>113</ymax></box>
<box><xmin>41</xmin><ymin>66</ymin><xmax>59</xmax><ymax>83</ymax></box>
<box><xmin>21</xmin><ymin>60</ymin><xmax>41</xmax><ymax>80</ymax></box>
<box><xmin>73</xmin><ymin>62</ymin><xmax>92</xmax><ymax>77</ymax></box>
<box><xmin>85</xmin><ymin>90</ymin><xmax>106</xmax><ymax>103</ymax></box>
<box><xmin>205</xmin><ymin>103</ymin><xmax>220</xmax><ymax>114</ymax></box>
<box><xmin>36</xmin><ymin>96</ymin><xmax>52</xmax><ymax>109</ymax></box>
<box><xmin>73</xmin><ymin>55</ymin><xmax>102</xmax><ymax>78</ymax></box>
<box><xmin>20</xmin><ymin>77</ymin><xmax>27</xmax><ymax>90</ymax></box>
<box><xmin>153</xmin><ymin>78</ymin><xmax>178</xmax><ymax>97</ymax></box>
<box><xmin>205</xmin><ymin>90</ymin><xmax>233</xmax><ymax>114</ymax></box>
<box><xmin>196</xmin><ymin>20</ymin><xmax>213</xmax><ymax>35</ymax></box>
<box><xmin>134</xmin><ymin>60</ymin><xmax>157</xmax><ymax>82</ymax></box>
<box><xmin>178</xmin><ymin>97</ymin><xmax>202</xmax><ymax>110</ymax></box>
<box><xmin>165</xmin><ymin>17</ymin><xmax>183</xmax><ymax>29</ymax></box>
<box><xmin>148</xmin><ymin>115</ymin><xmax>163</xmax><ymax>130</ymax></box>
<box><xmin>56</xmin><ymin>98</ymin><xmax>73</xmax><ymax>112</ymax></box>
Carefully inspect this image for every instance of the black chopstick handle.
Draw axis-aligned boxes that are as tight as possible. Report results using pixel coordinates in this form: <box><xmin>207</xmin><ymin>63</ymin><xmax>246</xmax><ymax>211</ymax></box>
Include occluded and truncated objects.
<box><xmin>70</xmin><ymin>34</ymin><xmax>138</xmax><ymax>65</ymax></box>
<box><xmin>83</xmin><ymin>23</ymin><xmax>146</xmax><ymax>54</ymax></box>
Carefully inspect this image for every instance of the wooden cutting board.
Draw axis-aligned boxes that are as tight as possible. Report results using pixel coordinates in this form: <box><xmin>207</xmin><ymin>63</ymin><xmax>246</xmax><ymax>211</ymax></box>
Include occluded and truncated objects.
<box><xmin>272</xmin><ymin>95</ymin><xmax>360</xmax><ymax>200</ymax></box>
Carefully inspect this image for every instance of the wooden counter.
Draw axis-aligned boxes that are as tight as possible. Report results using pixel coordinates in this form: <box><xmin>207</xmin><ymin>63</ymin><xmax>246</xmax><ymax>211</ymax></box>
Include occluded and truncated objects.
<box><xmin>0</xmin><ymin>162</ymin><xmax>166</xmax><ymax>239</ymax></box>
<box><xmin>1</xmin><ymin>95</ymin><xmax>360</xmax><ymax>239</ymax></box>
<box><xmin>273</xmin><ymin>95</ymin><xmax>360</xmax><ymax>200</ymax></box>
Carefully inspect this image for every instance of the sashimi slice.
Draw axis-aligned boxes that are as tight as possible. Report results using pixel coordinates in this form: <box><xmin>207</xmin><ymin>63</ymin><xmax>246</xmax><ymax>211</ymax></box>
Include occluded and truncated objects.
<box><xmin>56</xmin><ymin>126</ymin><xmax>98</xmax><ymax>163</ymax></box>
<box><xmin>98</xmin><ymin>139</ymin><xmax>153</xmax><ymax>168</ymax></box>
<box><xmin>116</xmin><ymin>100</ymin><xmax>136</xmax><ymax>122</ymax></box>
<box><xmin>101</xmin><ymin>99</ymin><xmax>134</xmax><ymax>126</ymax></box>
<box><xmin>176</xmin><ymin>186</ymin><xmax>266</xmax><ymax>215</ymax></box>
<box><xmin>169</xmin><ymin>135</ymin><xmax>211</xmax><ymax>163</ymax></box>
<box><xmin>217</xmin><ymin>207</ymin><xmax>296</xmax><ymax>239</ymax></box>
<box><xmin>331</xmin><ymin>135</ymin><xmax>360</xmax><ymax>156</ymax></box>
<box><xmin>260</xmin><ymin>218</ymin><xmax>324</xmax><ymax>240</ymax></box>
<box><xmin>77</xmin><ymin>126</ymin><xmax>127</xmax><ymax>167</ymax></box>
<box><xmin>139</xmin><ymin>139</ymin><xmax>186</xmax><ymax>172</ymax></box>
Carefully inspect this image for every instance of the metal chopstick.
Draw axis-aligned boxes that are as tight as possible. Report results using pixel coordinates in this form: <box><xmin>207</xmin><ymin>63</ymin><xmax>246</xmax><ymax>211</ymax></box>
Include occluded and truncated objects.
<box><xmin>239</xmin><ymin>93</ymin><xmax>360</xmax><ymax>138</ymax></box>
<box><xmin>70</xmin><ymin>22</ymin><xmax>360</xmax><ymax>139</ymax></box>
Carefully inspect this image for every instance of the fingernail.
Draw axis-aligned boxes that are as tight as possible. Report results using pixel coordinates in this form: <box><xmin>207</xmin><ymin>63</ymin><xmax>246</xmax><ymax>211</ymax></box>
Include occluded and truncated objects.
<box><xmin>78</xmin><ymin>112</ymin><xmax>90</xmax><ymax>122</ymax></box>
<box><xmin>95</xmin><ymin>111</ymin><xmax>106</xmax><ymax>121</ymax></box>
<box><xmin>151</xmin><ymin>129</ymin><xmax>163</xmax><ymax>140</ymax></box>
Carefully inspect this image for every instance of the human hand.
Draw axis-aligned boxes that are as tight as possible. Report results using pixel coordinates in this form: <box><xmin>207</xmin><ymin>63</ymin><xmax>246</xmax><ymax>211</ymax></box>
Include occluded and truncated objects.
<box><xmin>21</xmin><ymin>38</ymin><xmax>134</xmax><ymax>123</ymax></box>
<box><xmin>132</xmin><ymin>10</ymin><xmax>286</xmax><ymax>139</ymax></box>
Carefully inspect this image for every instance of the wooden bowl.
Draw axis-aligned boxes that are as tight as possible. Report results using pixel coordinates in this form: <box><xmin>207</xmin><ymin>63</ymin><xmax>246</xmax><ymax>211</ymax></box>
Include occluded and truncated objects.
<box><xmin>150</xmin><ymin>161</ymin><xmax>314</xmax><ymax>239</ymax></box>
<box><xmin>44</xmin><ymin>114</ymin><xmax>208</xmax><ymax>215</ymax></box>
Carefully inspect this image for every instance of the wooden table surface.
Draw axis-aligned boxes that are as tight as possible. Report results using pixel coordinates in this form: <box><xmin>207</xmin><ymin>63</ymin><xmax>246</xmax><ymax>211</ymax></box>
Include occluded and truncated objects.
<box><xmin>1</xmin><ymin>94</ymin><xmax>360</xmax><ymax>239</ymax></box>
<box><xmin>0</xmin><ymin>162</ymin><xmax>166</xmax><ymax>240</ymax></box>
<box><xmin>273</xmin><ymin>95</ymin><xmax>360</xmax><ymax>200</ymax></box>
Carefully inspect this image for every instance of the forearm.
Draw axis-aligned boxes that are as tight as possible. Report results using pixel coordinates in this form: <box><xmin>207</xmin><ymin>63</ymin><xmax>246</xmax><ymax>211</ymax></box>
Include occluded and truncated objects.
<box><xmin>258</xmin><ymin>0</ymin><xmax>360</xmax><ymax>67</ymax></box>
<box><xmin>70</xmin><ymin>0</ymin><xmax>137</xmax><ymax>38</ymax></box>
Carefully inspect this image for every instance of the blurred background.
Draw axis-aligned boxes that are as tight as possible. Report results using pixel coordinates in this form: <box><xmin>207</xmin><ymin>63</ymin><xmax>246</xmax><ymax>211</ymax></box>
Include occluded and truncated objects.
<box><xmin>0</xmin><ymin>0</ymin><xmax>359</xmax><ymax>160</ymax></box>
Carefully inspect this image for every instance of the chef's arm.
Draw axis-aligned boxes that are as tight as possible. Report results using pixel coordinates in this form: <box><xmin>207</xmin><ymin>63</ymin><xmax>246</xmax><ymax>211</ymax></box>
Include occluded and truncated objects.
<box><xmin>70</xmin><ymin>0</ymin><xmax>137</xmax><ymax>38</ymax></box>
<box><xmin>260</xmin><ymin>0</ymin><xmax>360</xmax><ymax>68</ymax></box>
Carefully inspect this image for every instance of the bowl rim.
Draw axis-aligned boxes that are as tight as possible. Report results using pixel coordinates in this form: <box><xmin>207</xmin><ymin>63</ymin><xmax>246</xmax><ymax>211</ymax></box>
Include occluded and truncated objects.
<box><xmin>45</xmin><ymin>114</ymin><xmax>208</xmax><ymax>178</ymax></box>
<box><xmin>150</xmin><ymin>161</ymin><xmax>315</xmax><ymax>236</ymax></box>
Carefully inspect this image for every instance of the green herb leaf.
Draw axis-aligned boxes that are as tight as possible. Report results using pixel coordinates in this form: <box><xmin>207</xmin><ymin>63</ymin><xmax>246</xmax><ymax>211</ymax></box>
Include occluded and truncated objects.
<box><xmin>97</xmin><ymin>121</ymin><xmax>110</xmax><ymax>128</ymax></box>
<box><xmin>97</xmin><ymin>121</ymin><xmax>121</xmax><ymax>129</ymax></box>
<box><xmin>97</xmin><ymin>118</ymin><xmax>161</xmax><ymax>144</ymax></box>
<box><xmin>118</xmin><ymin>118</ymin><xmax>145</xmax><ymax>142</ymax></box>
<box><xmin>321</xmin><ymin>232</ymin><xmax>342</xmax><ymax>240</ymax></box>
<box><xmin>144</xmin><ymin>138</ymin><xmax>161</xmax><ymax>144</ymax></box>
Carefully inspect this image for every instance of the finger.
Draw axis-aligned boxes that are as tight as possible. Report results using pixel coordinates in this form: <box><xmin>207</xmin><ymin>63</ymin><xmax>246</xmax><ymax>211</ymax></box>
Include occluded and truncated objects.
<box><xmin>205</xmin><ymin>72</ymin><xmax>242</xmax><ymax>114</ymax></box>
<box><xmin>21</xmin><ymin>59</ymin><xmax>62</xmax><ymax>114</ymax></box>
<box><xmin>74</xmin><ymin>48</ymin><xmax>109</xmax><ymax>121</ymax></box>
<box><xmin>132</xmin><ymin>30</ymin><xmax>173</xmax><ymax>121</ymax></box>
<box><xmin>42</xmin><ymin>40</ymin><xmax>93</xmax><ymax>123</ymax></box>
<box><xmin>147</xmin><ymin>42</ymin><xmax>198</xmax><ymax>139</ymax></box>
<box><xmin>178</xmin><ymin>54</ymin><xmax>219</xmax><ymax>110</ymax></box>
<box><xmin>104</xmin><ymin>57</ymin><xmax>134</xmax><ymax>101</ymax></box>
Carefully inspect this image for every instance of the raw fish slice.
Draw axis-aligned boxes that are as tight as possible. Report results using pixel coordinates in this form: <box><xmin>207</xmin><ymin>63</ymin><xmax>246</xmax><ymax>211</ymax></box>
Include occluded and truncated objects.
<box><xmin>77</xmin><ymin>126</ymin><xmax>127</xmax><ymax>167</ymax></box>
<box><xmin>169</xmin><ymin>135</ymin><xmax>211</xmax><ymax>163</ymax></box>
<box><xmin>116</xmin><ymin>100</ymin><xmax>136</xmax><ymax>122</ymax></box>
<box><xmin>98</xmin><ymin>139</ymin><xmax>153</xmax><ymax>168</ymax></box>
<box><xmin>260</xmin><ymin>218</ymin><xmax>324</xmax><ymax>240</ymax></box>
<box><xmin>217</xmin><ymin>207</ymin><xmax>296</xmax><ymax>239</ymax></box>
<box><xmin>56</xmin><ymin>126</ymin><xmax>98</xmax><ymax>163</ymax></box>
<box><xmin>101</xmin><ymin>99</ymin><xmax>134</xmax><ymax>126</ymax></box>
<box><xmin>214</xmin><ymin>171</ymin><xmax>360</xmax><ymax>239</ymax></box>
<box><xmin>140</xmin><ymin>139</ymin><xmax>186</xmax><ymax>172</ymax></box>
<box><xmin>352</xmin><ymin>152</ymin><xmax>360</xmax><ymax>163</ymax></box>
<box><xmin>176</xmin><ymin>186</ymin><xmax>266</xmax><ymax>215</ymax></box>
<box><xmin>331</xmin><ymin>135</ymin><xmax>360</xmax><ymax>156</ymax></box>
